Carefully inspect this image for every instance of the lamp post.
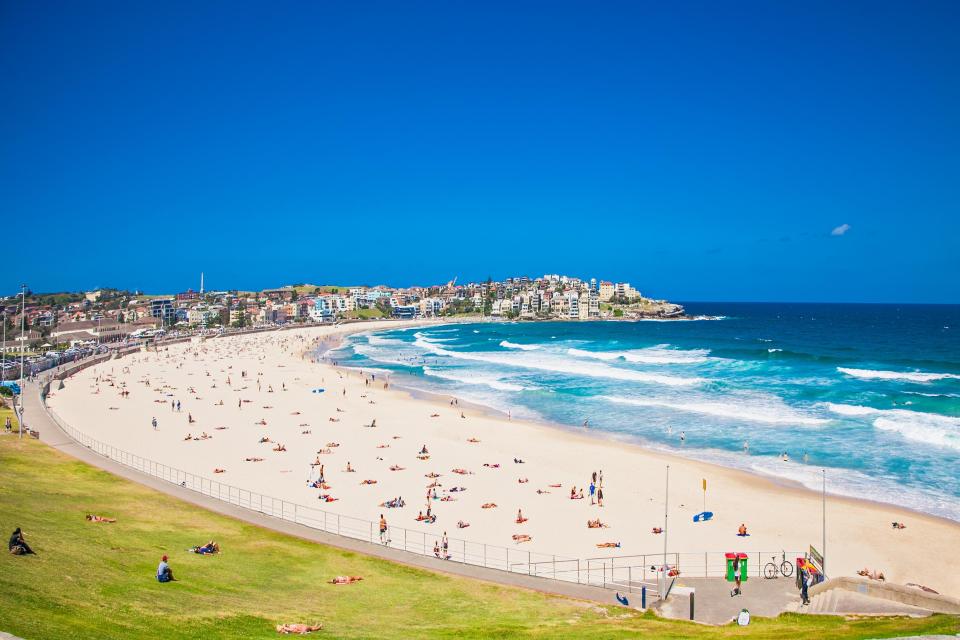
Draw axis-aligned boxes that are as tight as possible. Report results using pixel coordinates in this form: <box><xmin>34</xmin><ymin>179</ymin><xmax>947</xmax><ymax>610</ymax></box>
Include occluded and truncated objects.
<box><xmin>822</xmin><ymin>469</ymin><xmax>827</xmax><ymax>576</ymax></box>
<box><xmin>2</xmin><ymin>311</ymin><xmax>6</xmax><ymax>381</ymax></box>
<box><xmin>19</xmin><ymin>284</ymin><xmax>26</xmax><ymax>439</ymax></box>
<box><xmin>663</xmin><ymin>464</ymin><xmax>670</xmax><ymax>586</ymax></box>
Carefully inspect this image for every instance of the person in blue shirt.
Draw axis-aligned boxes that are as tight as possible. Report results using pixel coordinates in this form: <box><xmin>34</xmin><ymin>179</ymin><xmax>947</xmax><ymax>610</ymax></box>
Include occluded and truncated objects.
<box><xmin>157</xmin><ymin>555</ymin><xmax>175</xmax><ymax>582</ymax></box>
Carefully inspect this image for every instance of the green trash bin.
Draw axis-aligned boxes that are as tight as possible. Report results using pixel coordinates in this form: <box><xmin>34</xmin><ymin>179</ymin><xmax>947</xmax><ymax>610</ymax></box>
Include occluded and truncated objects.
<box><xmin>725</xmin><ymin>553</ymin><xmax>748</xmax><ymax>582</ymax></box>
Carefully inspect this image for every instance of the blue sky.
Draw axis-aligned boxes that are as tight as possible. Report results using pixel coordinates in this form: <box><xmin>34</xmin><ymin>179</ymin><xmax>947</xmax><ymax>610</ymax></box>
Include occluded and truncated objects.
<box><xmin>2</xmin><ymin>1</ymin><xmax>958</xmax><ymax>302</ymax></box>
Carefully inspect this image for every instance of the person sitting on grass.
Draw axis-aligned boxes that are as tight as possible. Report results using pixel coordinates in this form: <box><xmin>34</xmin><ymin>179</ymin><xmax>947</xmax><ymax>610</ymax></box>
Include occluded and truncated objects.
<box><xmin>157</xmin><ymin>555</ymin><xmax>175</xmax><ymax>582</ymax></box>
<box><xmin>8</xmin><ymin>528</ymin><xmax>35</xmax><ymax>555</ymax></box>
<box><xmin>328</xmin><ymin>575</ymin><xmax>363</xmax><ymax>585</ymax></box>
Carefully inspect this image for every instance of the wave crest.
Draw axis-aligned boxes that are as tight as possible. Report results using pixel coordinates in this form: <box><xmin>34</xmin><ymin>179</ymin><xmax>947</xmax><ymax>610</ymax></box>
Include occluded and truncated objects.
<box><xmin>837</xmin><ymin>367</ymin><xmax>960</xmax><ymax>383</ymax></box>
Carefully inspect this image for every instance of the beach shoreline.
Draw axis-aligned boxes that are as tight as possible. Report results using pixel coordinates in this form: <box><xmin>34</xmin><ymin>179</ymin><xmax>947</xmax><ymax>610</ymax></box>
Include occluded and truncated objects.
<box><xmin>45</xmin><ymin>322</ymin><xmax>960</xmax><ymax>596</ymax></box>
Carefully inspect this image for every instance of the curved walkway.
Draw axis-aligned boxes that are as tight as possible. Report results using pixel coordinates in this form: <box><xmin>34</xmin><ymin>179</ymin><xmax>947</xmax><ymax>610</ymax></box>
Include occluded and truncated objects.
<box><xmin>24</xmin><ymin>362</ymin><xmax>625</xmax><ymax>607</ymax></box>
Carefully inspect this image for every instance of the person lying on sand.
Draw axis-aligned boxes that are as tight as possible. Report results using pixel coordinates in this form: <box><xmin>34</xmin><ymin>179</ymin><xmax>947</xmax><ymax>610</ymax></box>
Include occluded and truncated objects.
<box><xmin>328</xmin><ymin>417</ymin><xmax>340</xmax><ymax>423</ymax></box>
<box><xmin>326</xmin><ymin>442</ymin><xmax>340</xmax><ymax>448</ymax></box>
<box><xmin>651</xmin><ymin>527</ymin><xmax>663</xmax><ymax>534</ymax></box>
<box><xmin>452</xmin><ymin>468</ymin><xmax>472</xmax><ymax>475</ymax></box>
<box><xmin>467</xmin><ymin>438</ymin><xmax>480</xmax><ymax>443</ymax></box>
<box><xmin>259</xmin><ymin>437</ymin><xmax>272</xmax><ymax>444</ymax></box>
<box><xmin>449</xmin><ymin>486</ymin><xmax>466</xmax><ymax>492</ymax></box>
<box><xmin>214</xmin><ymin>468</ymin><xmax>225</xmax><ymax>474</ymax></box>
<box><xmin>548</xmin><ymin>483</ymin><xmax>561</xmax><ymax>488</ymax></box>
<box><xmin>513</xmin><ymin>458</ymin><xmax>525</xmax><ymax>464</ymax></box>
<box><xmin>587</xmin><ymin>519</ymin><xmax>608</xmax><ymax>529</ymax></box>
<box><xmin>215</xmin><ymin>426</ymin><xmax>228</xmax><ymax>430</ymax></box>
<box><xmin>430</xmin><ymin>413</ymin><xmax>440</xmax><ymax>418</ymax></box>
<box><xmin>329</xmin><ymin>576</ymin><xmax>363</xmax><ymax>585</ymax></box>
<box><xmin>86</xmin><ymin>515</ymin><xmax>117</xmax><ymax>523</ymax></box>
<box><xmin>518</xmin><ymin>478</ymin><xmax>529</xmax><ymax>484</ymax></box>
<box><xmin>290</xmin><ymin>411</ymin><xmax>301</xmax><ymax>415</ymax></box>
<box><xmin>536</xmin><ymin>489</ymin><xmax>551</xmax><ymax>495</ymax></box>
<box><xmin>245</xmin><ymin>457</ymin><xmax>264</xmax><ymax>462</ymax></box>
<box><xmin>377</xmin><ymin>444</ymin><xmax>390</xmax><ymax>449</ymax></box>
<box><xmin>512</xmin><ymin>534</ymin><xmax>531</xmax><ymax>543</ymax></box>
<box><xmin>892</xmin><ymin>521</ymin><xmax>906</xmax><ymax>529</ymax></box>
<box><xmin>389</xmin><ymin>465</ymin><xmax>405</xmax><ymax>471</ymax></box>
<box><xmin>361</xmin><ymin>479</ymin><xmax>378</xmax><ymax>485</ymax></box>
<box><xmin>596</xmin><ymin>542</ymin><xmax>621</xmax><ymax>548</ymax></box>
<box><xmin>318</xmin><ymin>495</ymin><xmax>337</xmax><ymax>502</ymax></box>
<box><xmin>425</xmin><ymin>472</ymin><xmax>441</xmax><ymax>478</ymax></box>
<box><xmin>857</xmin><ymin>568</ymin><xmax>886</xmax><ymax>581</ymax></box>
<box><xmin>440</xmin><ymin>496</ymin><xmax>456</xmax><ymax>502</ymax></box>
<box><xmin>256</xmin><ymin>419</ymin><xmax>267</xmax><ymax>426</ymax></box>
<box><xmin>482</xmin><ymin>503</ymin><xmax>497</xmax><ymax>509</ymax></box>
<box><xmin>276</xmin><ymin>622</ymin><xmax>322</xmax><ymax>634</ymax></box>
<box><xmin>516</xmin><ymin>510</ymin><xmax>527</xmax><ymax>523</ymax></box>
<box><xmin>272</xmin><ymin>444</ymin><xmax>286</xmax><ymax>452</ymax></box>
<box><xmin>316</xmin><ymin>448</ymin><xmax>333</xmax><ymax>455</ymax></box>
<box><xmin>457</xmin><ymin>520</ymin><xmax>470</xmax><ymax>528</ymax></box>
<box><xmin>483</xmin><ymin>463</ymin><xmax>500</xmax><ymax>469</ymax></box>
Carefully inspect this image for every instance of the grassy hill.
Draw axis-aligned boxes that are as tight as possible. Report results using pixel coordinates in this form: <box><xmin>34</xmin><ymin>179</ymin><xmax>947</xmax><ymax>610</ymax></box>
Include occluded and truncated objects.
<box><xmin>0</xmin><ymin>436</ymin><xmax>956</xmax><ymax>639</ymax></box>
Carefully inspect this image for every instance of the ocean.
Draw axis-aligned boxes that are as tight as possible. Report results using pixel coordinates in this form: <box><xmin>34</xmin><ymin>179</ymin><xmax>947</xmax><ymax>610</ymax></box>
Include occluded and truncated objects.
<box><xmin>326</xmin><ymin>303</ymin><xmax>960</xmax><ymax>522</ymax></box>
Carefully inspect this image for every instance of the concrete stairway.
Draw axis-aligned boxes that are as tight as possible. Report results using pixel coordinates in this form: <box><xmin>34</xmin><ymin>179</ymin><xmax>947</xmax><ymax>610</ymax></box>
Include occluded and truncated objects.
<box><xmin>804</xmin><ymin>588</ymin><xmax>932</xmax><ymax>616</ymax></box>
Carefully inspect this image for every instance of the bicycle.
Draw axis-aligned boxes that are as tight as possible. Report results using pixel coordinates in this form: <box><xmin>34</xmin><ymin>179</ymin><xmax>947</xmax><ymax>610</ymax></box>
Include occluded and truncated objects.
<box><xmin>763</xmin><ymin>551</ymin><xmax>794</xmax><ymax>579</ymax></box>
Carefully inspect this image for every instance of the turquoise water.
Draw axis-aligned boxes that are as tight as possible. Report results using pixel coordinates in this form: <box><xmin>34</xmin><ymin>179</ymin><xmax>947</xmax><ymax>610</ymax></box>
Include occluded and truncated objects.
<box><xmin>328</xmin><ymin>303</ymin><xmax>960</xmax><ymax>521</ymax></box>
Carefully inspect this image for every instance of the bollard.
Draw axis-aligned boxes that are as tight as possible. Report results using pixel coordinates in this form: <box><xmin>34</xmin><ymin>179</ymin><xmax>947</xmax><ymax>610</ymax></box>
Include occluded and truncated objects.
<box><xmin>689</xmin><ymin>591</ymin><xmax>695</xmax><ymax>620</ymax></box>
<box><xmin>641</xmin><ymin>586</ymin><xmax>646</xmax><ymax>609</ymax></box>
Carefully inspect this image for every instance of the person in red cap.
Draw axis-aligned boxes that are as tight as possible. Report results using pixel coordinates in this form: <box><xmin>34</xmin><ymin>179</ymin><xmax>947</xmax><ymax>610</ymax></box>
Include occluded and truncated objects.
<box><xmin>157</xmin><ymin>555</ymin><xmax>175</xmax><ymax>582</ymax></box>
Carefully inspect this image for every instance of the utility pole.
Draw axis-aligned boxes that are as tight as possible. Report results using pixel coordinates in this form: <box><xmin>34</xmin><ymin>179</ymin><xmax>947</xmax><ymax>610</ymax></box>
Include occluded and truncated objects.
<box><xmin>2</xmin><ymin>311</ymin><xmax>6</xmax><ymax>381</ymax></box>
<box><xmin>19</xmin><ymin>284</ymin><xmax>26</xmax><ymax>439</ymax></box>
<box><xmin>822</xmin><ymin>468</ymin><xmax>827</xmax><ymax>576</ymax></box>
<box><xmin>663</xmin><ymin>465</ymin><xmax>670</xmax><ymax>579</ymax></box>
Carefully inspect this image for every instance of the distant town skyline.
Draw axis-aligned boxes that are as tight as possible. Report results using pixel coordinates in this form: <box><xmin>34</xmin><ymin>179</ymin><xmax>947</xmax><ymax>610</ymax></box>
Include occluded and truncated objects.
<box><xmin>3</xmin><ymin>2</ymin><xmax>959</xmax><ymax>303</ymax></box>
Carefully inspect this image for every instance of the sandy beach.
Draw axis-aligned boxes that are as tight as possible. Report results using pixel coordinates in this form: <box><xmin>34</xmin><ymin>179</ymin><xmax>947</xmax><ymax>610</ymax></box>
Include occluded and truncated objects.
<box><xmin>45</xmin><ymin>322</ymin><xmax>960</xmax><ymax>596</ymax></box>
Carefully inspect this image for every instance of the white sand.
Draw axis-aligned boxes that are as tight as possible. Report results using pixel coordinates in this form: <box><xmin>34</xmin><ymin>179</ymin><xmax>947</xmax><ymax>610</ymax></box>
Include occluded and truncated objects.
<box><xmin>46</xmin><ymin>322</ymin><xmax>960</xmax><ymax>596</ymax></box>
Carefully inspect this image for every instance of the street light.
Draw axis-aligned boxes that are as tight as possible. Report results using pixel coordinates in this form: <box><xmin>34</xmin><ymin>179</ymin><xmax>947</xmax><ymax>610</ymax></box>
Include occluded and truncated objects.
<box><xmin>19</xmin><ymin>284</ymin><xmax>26</xmax><ymax>439</ymax></box>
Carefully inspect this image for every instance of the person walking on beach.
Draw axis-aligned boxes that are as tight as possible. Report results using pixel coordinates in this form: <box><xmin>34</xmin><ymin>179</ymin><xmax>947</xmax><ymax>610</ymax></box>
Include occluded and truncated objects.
<box><xmin>680</xmin><ymin>431</ymin><xmax>685</xmax><ymax>444</ymax></box>
<box><xmin>589</xmin><ymin>481</ymin><xmax>596</xmax><ymax>505</ymax></box>
<box><xmin>379</xmin><ymin>514</ymin><xmax>388</xmax><ymax>544</ymax></box>
<box><xmin>800</xmin><ymin>569</ymin><xmax>811</xmax><ymax>605</ymax></box>
<box><xmin>731</xmin><ymin>559</ymin><xmax>742</xmax><ymax>597</ymax></box>
<box><xmin>152</xmin><ymin>417</ymin><xmax>157</xmax><ymax>431</ymax></box>
<box><xmin>598</xmin><ymin>470</ymin><xmax>603</xmax><ymax>487</ymax></box>
<box><xmin>597</xmin><ymin>487</ymin><xmax>604</xmax><ymax>507</ymax></box>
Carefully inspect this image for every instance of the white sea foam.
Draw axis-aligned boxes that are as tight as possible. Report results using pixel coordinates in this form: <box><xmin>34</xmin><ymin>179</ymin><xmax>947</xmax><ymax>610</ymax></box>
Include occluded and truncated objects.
<box><xmin>367</xmin><ymin>335</ymin><xmax>404</xmax><ymax>346</ymax></box>
<box><xmin>826</xmin><ymin>403</ymin><xmax>960</xmax><ymax>451</ymax></box>
<box><xmin>499</xmin><ymin>340</ymin><xmax>541</xmax><ymax>351</ymax></box>
<box><xmin>411</xmin><ymin>336</ymin><xmax>703</xmax><ymax>386</ymax></box>
<box><xmin>567</xmin><ymin>345</ymin><xmax>710</xmax><ymax>365</ymax></box>
<box><xmin>423</xmin><ymin>367</ymin><xmax>528</xmax><ymax>392</ymax></box>
<box><xmin>603</xmin><ymin>395</ymin><xmax>827</xmax><ymax>425</ymax></box>
<box><xmin>837</xmin><ymin>367</ymin><xmax>960</xmax><ymax>383</ymax></box>
<box><xmin>352</xmin><ymin>343</ymin><xmax>420</xmax><ymax>367</ymax></box>
<box><xmin>768</xmin><ymin>348</ymin><xmax>783</xmax><ymax>353</ymax></box>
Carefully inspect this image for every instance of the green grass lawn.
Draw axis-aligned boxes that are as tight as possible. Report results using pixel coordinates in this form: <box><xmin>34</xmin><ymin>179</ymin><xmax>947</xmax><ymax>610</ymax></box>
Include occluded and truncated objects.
<box><xmin>0</xmin><ymin>437</ymin><xmax>956</xmax><ymax>639</ymax></box>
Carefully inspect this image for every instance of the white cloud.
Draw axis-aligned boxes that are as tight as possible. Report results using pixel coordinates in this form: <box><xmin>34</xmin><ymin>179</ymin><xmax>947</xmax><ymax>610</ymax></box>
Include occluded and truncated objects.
<box><xmin>831</xmin><ymin>223</ymin><xmax>851</xmax><ymax>236</ymax></box>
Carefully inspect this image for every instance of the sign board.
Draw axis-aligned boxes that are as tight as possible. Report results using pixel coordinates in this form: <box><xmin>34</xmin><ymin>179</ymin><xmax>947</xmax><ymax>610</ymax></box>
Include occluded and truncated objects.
<box><xmin>808</xmin><ymin>545</ymin><xmax>824</xmax><ymax>573</ymax></box>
